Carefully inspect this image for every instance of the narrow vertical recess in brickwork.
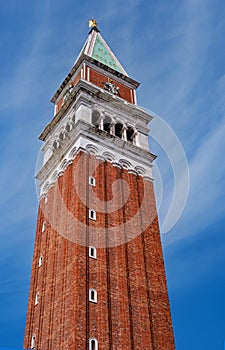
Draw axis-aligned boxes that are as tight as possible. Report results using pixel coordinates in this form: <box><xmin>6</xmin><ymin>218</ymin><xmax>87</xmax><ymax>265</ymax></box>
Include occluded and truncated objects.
<box><xmin>104</xmin><ymin>161</ymin><xmax>113</xmax><ymax>350</ymax></box>
<box><xmin>93</xmin><ymin>157</ymin><xmax>110</xmax><ymax>349</ymax></box>
<box><xmin>38</xmin><ymin>191</ymin><xmax>51</xmax><ymax>349</ymax></box>
<box><xmin>126</xmin><ymin>172</ymin><xmax>138</xmax><ymax>349</ymax></box>
<box><xmin>48</xmin><ymin>175</ymin><xmax>61</xmax><ymax>349</ymax></box>
<box><xmin>75</xmin><ymin>151</ymin><xmax>88</xmax><ymax>349</ymax></box>
<box><xmin>30</xmin><ymin>208</ymin><xmax>42</xmax><ymax>340</ymax></box>
<box><xmin>135</xmin><ymin>175</ymin><xmax>155</xmax><ymax>350</ymax></box>
<box><xmin>107</xmin><ymin>164</ymin><xmax>120</xmax><ymax>349</ymax></box>
<box><xmin>52</xmin><ymin>180</ymin><xmax>62</xmax><ymax>350</ymax></box>
<box><xmin>88</xmin><ymin>154</ymin><xmax>95</xmax><ymax>346</ymax></box>
<box><xmin>121</xmin><ymin>168</ymin><xmax>135</xmax><ymax>350</ymax></box>
<box><xmin>137</xmin><ymin>178</ymin><xmax>176</xmax><ymax>350</ymax></box>
<box><xmin>61</xmin><ymin>164</ymin><xmax>70</xmax><ymax>350</ymax></box>
<box><xmin>89</xmin><ymin>155</ymin><xmax>97</xmax><ymax>344</ymax></box>
<box><xmin>108</xmin><ymin>165</ymin><xmax>132</xmax><ymax>349</ymax></box>
<box><xmin>39</xmin><ymin>196</ymin><xmax>51</xmax><ymax>349</ymax></box>
<box><xmin>57</xmin><ymin>164</ymin><xmax>70</xmax><ymax>349</ymax></box>
<box><xmin>69</xmin><ymin>157</ymin><xmax>80</xmax><ymax>349</ymax></box>
<box><xmin>59</xmin><ymin>164</ymin><xmax>71</xmax><ymax>349</ymax></box>
<box><xmin>28</xmin><ymin>194</ymin><xmax>55</xmax><ymax>350</ymax></box>
<box><xmin>24</xmin><ymin>205</ymin><xmax>42</xmax><ymax>348</ymax></box>
<box><xmin>86</xmin><ymin>152</ymin><xmax>90</xmax><ymax>350</ymax></box>
<box><xmin>70</xmin><ymin>152</ymin><xmax>79</xmax><ymax>349</ymax></box>
<box><xmin>126</xmin><ymin>172</ymin><xmax>152</xmax><ymax>350</ymax></box>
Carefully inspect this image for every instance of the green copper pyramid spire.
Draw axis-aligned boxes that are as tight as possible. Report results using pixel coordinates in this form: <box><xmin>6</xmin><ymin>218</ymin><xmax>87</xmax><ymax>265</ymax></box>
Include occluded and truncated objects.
<box><xmin>91</xmin><ymin>35</ymin><xmax>124</xmax><ymax>73</ymax></box>
<box><xmin>76</xmin><ymin>20</ymin><xmax>128</xmax><ymax>75</ymax></box>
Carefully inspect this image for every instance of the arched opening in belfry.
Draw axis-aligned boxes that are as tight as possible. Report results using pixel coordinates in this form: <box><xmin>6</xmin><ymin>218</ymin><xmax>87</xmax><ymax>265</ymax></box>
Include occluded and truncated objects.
<box><xmin>126</xmin><ymin>126</ymin><xmax>135</xmax><ymax>143</ymax></box>
<box><xmin>59</xmin><ymin>131</ymin><xmax>65</xmax><ymax>141</ymax></box>
<box><xmin>115</xmin><ymin>123</ymin><xmax>123</xmax><ymax>138</ymax></box>
<box><xmin>92</xmin><ymin>110</ymin><xmax>100</xmax><ymax>128</ymax></box>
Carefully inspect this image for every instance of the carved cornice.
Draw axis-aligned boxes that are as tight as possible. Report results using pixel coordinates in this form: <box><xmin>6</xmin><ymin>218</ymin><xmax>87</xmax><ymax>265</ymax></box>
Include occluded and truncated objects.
<box><xmin>37</xmin><ymin>121</ymin><xmax>154</xmax><ymax>197</ymax></box>
<box><xmin>40</xmin><ymin>80</ymin><xmax>153</xmax><ymax>142</ymax></box>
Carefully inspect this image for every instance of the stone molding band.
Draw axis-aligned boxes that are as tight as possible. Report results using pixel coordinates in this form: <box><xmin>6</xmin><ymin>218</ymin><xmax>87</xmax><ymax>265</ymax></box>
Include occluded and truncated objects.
<box><xmin>39</xmin><ymin>144</ymin><xmax>153</xmax><ymax>199</ymax></box>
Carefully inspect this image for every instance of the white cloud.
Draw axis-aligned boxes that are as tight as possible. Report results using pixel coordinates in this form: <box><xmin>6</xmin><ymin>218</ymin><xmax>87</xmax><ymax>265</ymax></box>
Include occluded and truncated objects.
<box><xmin>164</xmin><ymin>113</ymin><xmax>225</xmax><ymax>245</ymax></box>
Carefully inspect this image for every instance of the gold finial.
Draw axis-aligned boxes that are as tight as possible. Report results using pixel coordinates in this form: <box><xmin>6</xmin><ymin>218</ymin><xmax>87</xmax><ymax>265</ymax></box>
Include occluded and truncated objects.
<box><xmin>88</xmin><ymin>18</ymin><xmax>98</xmax><ymax>28</ymax></box>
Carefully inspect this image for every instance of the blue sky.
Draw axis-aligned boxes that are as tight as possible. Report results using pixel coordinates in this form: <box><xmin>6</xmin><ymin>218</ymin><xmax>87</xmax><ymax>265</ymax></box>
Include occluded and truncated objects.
<box><xmin>0</xmin><ymin>0</ymin><xmax>225</xmax><ymax>349</ymax></box>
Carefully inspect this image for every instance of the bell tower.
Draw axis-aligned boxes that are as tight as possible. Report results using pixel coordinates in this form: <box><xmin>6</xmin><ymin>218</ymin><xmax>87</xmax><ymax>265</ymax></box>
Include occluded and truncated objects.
<box><xmin>24</xmin><ymin>20</ymin><xmax>176</xmax><ymax>350</ymax></box>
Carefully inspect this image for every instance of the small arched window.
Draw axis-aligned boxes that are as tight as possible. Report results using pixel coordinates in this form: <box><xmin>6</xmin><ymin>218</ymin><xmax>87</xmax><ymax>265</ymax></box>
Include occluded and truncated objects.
<box><xmin>92</xmin><ymin>110</ymin><xmax>100</xmax><ymax>128</ymax></box>
<box><xmin>89</xmin><ymin>209</ymin><xmax>96</xmax><ymax>221</ymax></box>
<box><xmin>38</xmin><ymin>255</ymin><xmax>43</xmax><ymax>267</ymax></box>
<box><xmin>103</xmin><ymin>116</ymin><xmax>111</xmax><ymax>133</ymax></box>
<box><xmin>115</xmin><ymin>123</ymin><xmax>123</xmax><ymax>138</ymax></box>
<box><xmin>89</xmin><ymin>289</ymin><xmax>97</xmax><ymax>303</ymax></box>
<box><xmin>89</xmin><ymin>176</ymin><xmax>96</xmax><ymax>187</ymax></box>
<box><xmin>35</xmin><ymin>292</ymin><xmax>40</xmax><ymax>305</ymax></box>
<box><xmin>42</xmin><ymin>221</ymin><xmax>46</xmax><ymax>233</ymax></box>
<box><xmin>89</xmin><ymin>338</ymin><xmax>98</xmax><ymax>350</ymax></box>
<box><xmin>89</xmin><ymin>246</ymin><xmax>97</xmax><ymax>259</ymax></box>
<box><xmin>31</xmin><ymin>335</ymin><xmax>36</xmax><ymax>349</ymax></box>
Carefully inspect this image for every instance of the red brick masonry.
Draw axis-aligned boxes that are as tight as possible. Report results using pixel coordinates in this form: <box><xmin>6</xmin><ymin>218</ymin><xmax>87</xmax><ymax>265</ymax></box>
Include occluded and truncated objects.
<box><xmin>24</xmin><ymin>151</ymin><xmax>175</xmax><ymax>350</ymax></box>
